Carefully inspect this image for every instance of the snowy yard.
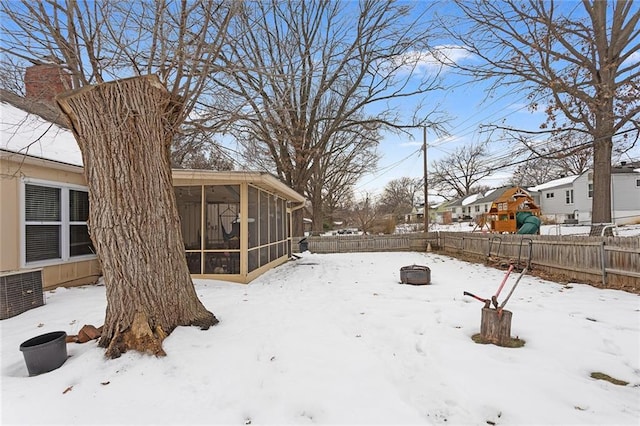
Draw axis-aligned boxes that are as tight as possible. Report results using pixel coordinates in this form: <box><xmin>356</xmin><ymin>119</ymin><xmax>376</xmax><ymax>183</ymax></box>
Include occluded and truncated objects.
<box><xmin>1</xmin><ymin>252</ymin><xmax>639</xmax><ymax>425</ymax></box>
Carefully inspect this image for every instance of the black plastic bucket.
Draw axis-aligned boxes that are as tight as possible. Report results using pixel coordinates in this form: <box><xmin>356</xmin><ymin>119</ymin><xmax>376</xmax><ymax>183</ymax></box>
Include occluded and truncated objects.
<box><xmin>19</xmin><ymin>331</ymin><xmax>67</xmax><ymax>376</ymax></box>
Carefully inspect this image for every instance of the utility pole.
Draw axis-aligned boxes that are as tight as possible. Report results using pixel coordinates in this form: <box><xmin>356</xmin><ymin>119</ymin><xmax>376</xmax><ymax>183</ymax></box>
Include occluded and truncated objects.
<box><xmin>423</xmin><ymin>125</ymin><xmax>428</xmax><ymax>233</ymax></box>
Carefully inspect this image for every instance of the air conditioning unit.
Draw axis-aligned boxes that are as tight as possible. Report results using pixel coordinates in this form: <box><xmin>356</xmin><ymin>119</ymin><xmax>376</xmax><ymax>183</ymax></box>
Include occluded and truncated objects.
<box><xmin>1</xmin><ymin>270</ymin><xmax>44</xmax><ymax>320</ymax></box>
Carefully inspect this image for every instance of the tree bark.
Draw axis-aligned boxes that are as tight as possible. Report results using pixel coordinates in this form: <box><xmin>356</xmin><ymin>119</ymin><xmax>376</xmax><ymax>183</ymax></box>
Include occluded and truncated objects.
<box><xmin>56</xmin><ymin>75</ymin><xmax>218</xmax><ymax>358</ymax></box>
<box><xmin>292</xmin><ymin>208</ymin><xmax>305</xmax><ymax>238</ymax></box>
<box><xmin>310</xmin><ymin>186</ymin><xmax>324</xmax><ymax>235</ymax></box>
<box><xmin>590</xmin><ymin>135</ymin><xmax>613</xmax><ymax>227</ymax></box>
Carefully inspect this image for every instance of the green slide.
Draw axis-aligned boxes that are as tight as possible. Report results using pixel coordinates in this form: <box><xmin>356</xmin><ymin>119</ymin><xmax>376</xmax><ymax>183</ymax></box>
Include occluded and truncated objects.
<box><xmin>516</xmin><ymin>211</ymin><xmax>541</xmax><ymax>234</ymax></box>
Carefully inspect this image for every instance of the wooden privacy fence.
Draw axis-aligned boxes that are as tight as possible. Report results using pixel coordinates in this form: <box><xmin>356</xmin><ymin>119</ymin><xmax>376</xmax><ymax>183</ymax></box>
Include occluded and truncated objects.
<box><xmin>437</xmin><ymin>232</ymin><xmax>640</xmax><ymax>290</ymax></box>
<box><xmin>293</xmin><ymin>232</ymin><xmax>639</xmax><ymax>291</ymax></box>
<box><xmin>293</xmin><ymin>233</ymin><xmax>432</xmax><ymax>253</ymax></box>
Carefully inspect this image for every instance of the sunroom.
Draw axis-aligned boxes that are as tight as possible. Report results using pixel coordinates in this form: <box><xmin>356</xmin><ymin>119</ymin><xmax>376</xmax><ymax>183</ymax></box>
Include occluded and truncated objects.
<box><xmin>173</xmin><ymin>169</ymin><xmax>306</xmax><ymax>284</ymax></box>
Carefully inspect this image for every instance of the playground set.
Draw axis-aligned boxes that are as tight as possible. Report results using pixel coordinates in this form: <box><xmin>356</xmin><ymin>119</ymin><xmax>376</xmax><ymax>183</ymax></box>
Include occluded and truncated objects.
<box><xmin>476</xmin><ymin>187</ymin><xmax>542</xmax><ymax>234</ymax></box>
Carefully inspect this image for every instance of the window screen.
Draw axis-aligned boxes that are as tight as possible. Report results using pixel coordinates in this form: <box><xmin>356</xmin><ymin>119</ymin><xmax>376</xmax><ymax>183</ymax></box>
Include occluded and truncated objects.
<box><xmin>26</xmin><ymin>184</ymin><xmax>60</xmax><ymax>221</ymax></box>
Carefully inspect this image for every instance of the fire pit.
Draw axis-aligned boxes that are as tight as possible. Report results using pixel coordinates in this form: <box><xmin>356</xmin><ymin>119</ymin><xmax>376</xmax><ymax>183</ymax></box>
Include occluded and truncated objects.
<box><xmin>400</xmin><ymin>265</ymin><xmax>431</xmax><ymax>285</ymax></box>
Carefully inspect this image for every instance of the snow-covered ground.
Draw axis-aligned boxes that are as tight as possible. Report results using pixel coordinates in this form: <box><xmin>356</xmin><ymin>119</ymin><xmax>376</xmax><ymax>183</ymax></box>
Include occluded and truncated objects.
<box><xmin>2</xmin><ymin>252</ymin><xmax>638</xmax><ymax>425</ymax></box>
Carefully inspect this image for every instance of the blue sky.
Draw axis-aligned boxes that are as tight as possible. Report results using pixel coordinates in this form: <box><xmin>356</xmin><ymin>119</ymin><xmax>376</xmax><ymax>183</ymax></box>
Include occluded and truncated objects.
<box><xmin>352</xmin><ymin>1</ymin><xmax>640</xmax><ymax>199</ymax></box>
<box><xmin>353</xmin><ymin>75</ymin><xmax>549</xmax><ymax>197</ymax></box>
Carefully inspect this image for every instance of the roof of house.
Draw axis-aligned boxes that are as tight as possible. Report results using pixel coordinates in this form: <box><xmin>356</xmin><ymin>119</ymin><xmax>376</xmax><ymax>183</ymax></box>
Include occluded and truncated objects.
<box><xmin>528</xmin><ymin>175</ymin><xmax>578</xmax><ymax>192</ymax></box>
<box><xmin>474</xmin><ymin>186</ymin><xmax>512</xmax><ymax>204</ymax></box>
<box><xmin>1</xmin><ymin>100</ymin><xmax>305</xmax><ymax>204</ymax></box>
<box><xmin>1</xmin><ymin>101</ymin><xmax>82</xmax><ymax>167</ymax></box>
<box><xmin>612</xmin><ymin>161</ymin><xmax>640</xmax><ymax>174</ymax></box>
<box><xmin>446</xmin><ymin>197</ymin><xmax>465</xmax><ymax>207</ymax></box>
<box><xmin>461</xmin><ymin>193</ymin><xmax>482</xmax><ymax>206</ymax></box>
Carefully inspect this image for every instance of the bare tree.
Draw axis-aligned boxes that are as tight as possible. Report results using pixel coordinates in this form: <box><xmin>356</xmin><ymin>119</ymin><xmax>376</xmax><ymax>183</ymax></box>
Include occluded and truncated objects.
<box><xmin>509</xmin><ymin>131</ymin><xmax>593</xmax><ymax>186</ymax></box>
<box><xmin>307</xmin><ymin>125</ymin><xmax>380</xmax><ymax>234</ymax></box>
<box><xmin>430</xmin><ymin>141</ymin><xmax>496</xmax><ymax>198</ymax></box>
<box><xmin>171</xmin><ymin>131</ymin><xmax>234</xmax><ymax>170</ymax></box>
<box><xmin>1</xmin><ymin>0</ymin><xmax>235</xmax><ymax>357</ymax></box>
<box><xmin>349</xmin><ymin>193</ymin><xmax>380</xmax><ymax>235</ymax></box>
<box><xmin>378</xmin><ymin>177</ymin><xmax>422</xmax><ymax>222</ymax></box>
<box><xmin>509</xmin><ymin>157</ymin><xmax>564</xmax><ymax>187</ymax></box>
<box><xmin>208</xmin><ymin>0</ymin><xmax>444</xmax><ymax>236</ymax></box>
<box><xmin>444</xmin><ymin>0</ymin><xmax>640</xmax><ymax>226</ymax></box>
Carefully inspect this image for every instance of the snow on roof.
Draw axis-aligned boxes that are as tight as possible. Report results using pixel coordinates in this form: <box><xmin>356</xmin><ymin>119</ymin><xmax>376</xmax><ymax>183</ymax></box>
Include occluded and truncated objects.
<box><xmin>0</xmin><ymin>101</ymin><xmax>82</xmax><ymax>166</ymax></box>
<box><xmin>461</xmin><ymin>193</ymin><xmax>481</xmax><ymax>205</ymax></box>
<box><xmin>528</xmin><ymin>175</ymin><xmax>578</xmax><ymax>192</ymax></box>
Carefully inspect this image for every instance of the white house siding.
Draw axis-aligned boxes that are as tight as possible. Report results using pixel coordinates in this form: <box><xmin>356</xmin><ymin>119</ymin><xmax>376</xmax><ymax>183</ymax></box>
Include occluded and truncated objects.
<box><xmin>571</xmin><ymin>172</ymin><xmax>593</xmax><ymax>223</ymax></box>
<box><xmin>536</xmin><ymin>181</ymin><xmax>578</xmax><ymax>223</ymax></box>
<box><xmin>532</xmin><ymin>169</ymin><xmax>640</xmax><ymax>225</ymax></box>
<box><xmin>611</xmin><ymin>172</ymin><xmax>640</xmax><ymax>224</ymax></box>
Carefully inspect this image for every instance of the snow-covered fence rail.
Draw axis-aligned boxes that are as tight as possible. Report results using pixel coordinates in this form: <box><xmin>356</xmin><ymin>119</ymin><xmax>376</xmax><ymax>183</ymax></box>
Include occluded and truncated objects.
<box><xmin>438</xmin><ymin>232</ymin><xmax>639</xmax><ymax>291</ymax></box>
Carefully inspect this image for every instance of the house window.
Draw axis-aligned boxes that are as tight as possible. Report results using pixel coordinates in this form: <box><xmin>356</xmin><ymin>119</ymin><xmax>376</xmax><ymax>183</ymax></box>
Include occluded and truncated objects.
<box><xmin>475</xmin><ymin>205</ymin><xmax>480</xmax><ymax>212</ymax></box>
<box><xmin>24</xmin><ymin>182</ymin><xmax>93</xmax><ymax>265</ymax></box>
<box><xmin>565</xmin><ymin>189</ymin><xmax>574</xmax><ymax>204</ymax></box>
<box><xmin>546</xmin><ymin>192</ymin><xmax>554</xmax><ymax>198</ymax></box>
<box><xmin>588</xmin><ymin>183</ymin><xmax>593</xmax><ymax>198</ymax></box>
<box><xmin>636</xmin><ymin>179</ymin><xmax>640</xmax><ymax>187</ymax></box>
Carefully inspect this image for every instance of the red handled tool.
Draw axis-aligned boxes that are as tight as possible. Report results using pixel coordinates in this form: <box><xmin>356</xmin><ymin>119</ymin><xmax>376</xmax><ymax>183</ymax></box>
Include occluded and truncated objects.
<box><xmin>491</xmin><ymin>264</ymin><xmax>514</xmax><ymax>308</ymax></box>
<box><xmin>463</xmin><ymin>291</ymin><xmax>491</xmax><ymax>308</ymax></box>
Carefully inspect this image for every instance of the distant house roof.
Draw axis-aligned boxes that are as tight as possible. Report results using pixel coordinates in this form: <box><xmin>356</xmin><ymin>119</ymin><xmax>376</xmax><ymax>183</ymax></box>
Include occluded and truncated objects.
<box><xmin>528</xmin><ymin>175</ymin><xmax>578</xmax><ymax>192</ymax></box>
<box><xmin>612</xmin><ymin>161</ymin><xmax>640</xmax><ymax>174</ymax></box>
<box><xmin>0</xmin><ymin>101</ymin><xmax>82</xmax><ymax>167</ymax></box>
<box><xmin>475</xmin><ymin>186</ymin><xmax>511</xmax><ymax>204</ymax></box>
<box><xmin>461</xmin><ymin>193</ymin><xmax>481</xmax><ymax>206</ymax></box>
<box><xmin>447</xmin><ymin>197</ymin><xmax>465</xmax><ymax>207</ymax></box>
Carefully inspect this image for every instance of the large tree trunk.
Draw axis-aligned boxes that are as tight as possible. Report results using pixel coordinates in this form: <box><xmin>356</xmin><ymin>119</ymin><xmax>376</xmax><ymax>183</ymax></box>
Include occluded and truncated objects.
<box><xmin>310</xmin><ymin>186</ymin><xmax>324</xmax><ymax>235</ymax></box>
<box><xmin>292</xmin><ymin>208</ymin><xmax>305</xmax><ymax>237</ymax></box>
<box><xmin>591</xmin><ymin>136</ymin><xmax>613</xmax><ymax>227</ymax></box>
<box><xmin>57</xmin><ymin>75</ymin><xmax>218</xmax><ymax>358</ymax></box>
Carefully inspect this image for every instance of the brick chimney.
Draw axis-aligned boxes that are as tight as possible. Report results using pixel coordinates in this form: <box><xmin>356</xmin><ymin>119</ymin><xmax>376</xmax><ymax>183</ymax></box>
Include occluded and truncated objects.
<box><xmin>24</xmin><ymin>64</ymin><xmax>72</xmax><ymax>104</ymax></box>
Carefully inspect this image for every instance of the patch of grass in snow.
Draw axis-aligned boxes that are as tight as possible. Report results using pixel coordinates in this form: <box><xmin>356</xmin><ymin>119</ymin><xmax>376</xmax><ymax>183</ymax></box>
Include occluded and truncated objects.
<box><xmin>471</xmin><ymin>333</ymin><xmax>526</xmax><ymax>348</ymax></box>
<box><xmin>590</xmin><ymin>372</ymin><xmax>629</xmax><ymax>386</ymax></box>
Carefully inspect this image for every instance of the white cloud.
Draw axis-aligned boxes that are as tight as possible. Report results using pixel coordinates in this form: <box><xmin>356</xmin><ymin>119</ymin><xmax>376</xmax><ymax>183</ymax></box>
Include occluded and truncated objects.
<box><xmin>389</xmin><ymin>45</ymin><xmax>473</xmax><ymax>76</ymax></box>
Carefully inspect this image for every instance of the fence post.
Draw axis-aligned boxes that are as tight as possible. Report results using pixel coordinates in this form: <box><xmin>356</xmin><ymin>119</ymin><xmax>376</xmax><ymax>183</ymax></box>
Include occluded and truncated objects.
<box><xmin>600</xmin><ymin>241</ymin><xmax>606</xmax><ymax>287</ymax></box>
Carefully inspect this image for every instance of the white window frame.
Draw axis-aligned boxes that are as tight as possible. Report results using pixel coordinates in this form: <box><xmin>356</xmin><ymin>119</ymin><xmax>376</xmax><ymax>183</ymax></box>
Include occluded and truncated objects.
<box><xmin>20</xmin><ymin>178</ymin><xmax>96</xmax><ymax>268</ymax></box>
<box><xmin>565</xmin><ymin>189</ymin><xmax>574</xmax><ymax>205</ymax></box>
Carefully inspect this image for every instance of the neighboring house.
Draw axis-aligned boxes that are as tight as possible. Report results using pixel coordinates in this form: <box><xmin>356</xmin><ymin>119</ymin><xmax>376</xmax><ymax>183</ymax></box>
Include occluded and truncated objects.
<box><xmin>528</xmin><ymin>175</ymin><xmax>579</xmax><ymax>223</ymax></box>
<box><xmin>405</xmin><ymin>203</ymin><xmax>423</xmax><ymax>224</ymax></box>
<box><xmin>442</xmin><ymin>194</ymin><xmax>483</xmax><ymax>222</ymax></box>
<box><xmin>607</xmin><ymin>162</ymin><xmax>640</xmax><ymax>224</ymax></box>
<box><xmin>1</xmin><ymin>99</ymin><xmax>305</xmax><ymax>292</ymax></box>
<box><xmin>529</xmin><ymin>165</ymin><xmax>640</xmax><ymax>225</ymax></box>
<box><xmin>460</xmin><ymin>193</ymin><xmax>482</xmax><ymax>219</ymax></box>
<box><xmin>433</xmin><ymin>200</ymin><xmax>455</xmax><ymax>224</ymax></box>
<box><xmin>445</xmin><ymin>197</ymin><xmax>465</xmax><ymax>221</ymax></box>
